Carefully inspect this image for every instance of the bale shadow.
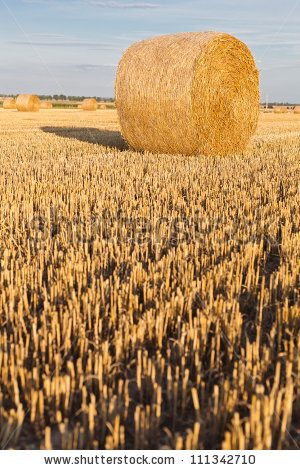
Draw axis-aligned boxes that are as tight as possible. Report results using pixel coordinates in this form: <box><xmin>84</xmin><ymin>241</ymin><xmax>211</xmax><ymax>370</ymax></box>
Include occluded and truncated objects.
<box><xmin>41</xmin><ymin>126</ymin><xmax>128</xmax><ymax>151</ymax></box>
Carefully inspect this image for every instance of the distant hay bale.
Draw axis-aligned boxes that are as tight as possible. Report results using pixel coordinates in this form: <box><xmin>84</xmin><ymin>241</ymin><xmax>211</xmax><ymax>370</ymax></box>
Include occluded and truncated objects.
<box><xmin>100</xmin><ymin>104</ymin><xmax>107</xmax><ymax>110</ymax></box>
<box><xmin>40</xmin><ymin>102</ymin><xmax>52</xmax><ymax>109</ymax></box>
<box><xmin>78</xmin><ymin>104</ymin><xmax>83</xmax><ymax>109</ymax></box>
<box><xmin>3</xmin><ymin>98</ymin><xmax>16</xmax><ymax>109</ymax></box>
<box><xmin>82</xmin><ymin>98</ymin><xmax>98</xmax><ymax>111</ymax></box>
<box><xmin>273</xmin><ymin>106</ymin><xmax>287</xmax><ymax>114</ymax></box>
<box><xmin>116</xmin><ymin>31</ymin><xmax>260</xmax><ymax>156</ymax></box>
<box><xmin>16</xmin><ymin>94</ymin><xmax>40</xmax><ymax>112</ymax></box>
<box><xmin>294</xmin><ymin>106</ymin><xmax>300</xmax><ymax>114</ymax></box>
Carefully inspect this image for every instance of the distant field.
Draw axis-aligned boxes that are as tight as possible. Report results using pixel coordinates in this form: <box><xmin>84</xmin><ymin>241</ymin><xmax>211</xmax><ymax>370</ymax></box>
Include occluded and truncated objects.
<box><xmin>0</xmin><ymin>109</ymin><xmax>299</xmax><ymax>450</ymax></box>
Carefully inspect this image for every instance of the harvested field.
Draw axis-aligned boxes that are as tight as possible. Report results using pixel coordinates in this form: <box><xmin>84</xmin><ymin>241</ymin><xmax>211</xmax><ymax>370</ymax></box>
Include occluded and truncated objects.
<box><xmin>0</xmin><ymin>109</ymin><xmax>299</xmax><ymax>450</ymax></box>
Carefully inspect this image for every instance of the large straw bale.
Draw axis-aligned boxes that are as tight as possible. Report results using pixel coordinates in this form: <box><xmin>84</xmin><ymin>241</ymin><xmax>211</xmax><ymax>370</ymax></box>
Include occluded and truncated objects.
<box><xmin>294</xmin><ymin>106</ymin><xmax>300</xmax><ymax>114</ymax></box>
<box><xmin>3</xmin><ymin>98</ymin><xmax>16</xmax><ymax>109</ymax></box>
<box><xmin>16</xmin><ymin>94</ymin><xmax>40</xmax><ymax>112</ymax></box>
<box><xmin>115</xmin><ymin>31</ymin><xmax>260</xmax><ymax>156</ymax></box>
<box><xmin>82</xmin><ymin>98</ymin><xmax>98</xmax><ymax>111</ymax></box>
<box><xmin>40</xmin><ymin>102</ymin><xmax>53</xmax><ymax>109</ymax></box>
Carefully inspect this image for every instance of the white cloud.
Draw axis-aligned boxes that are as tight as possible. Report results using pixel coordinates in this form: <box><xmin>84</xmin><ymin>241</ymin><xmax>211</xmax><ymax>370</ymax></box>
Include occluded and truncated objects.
<box><xmin>8</xmin><ymin>40</ymin><xmax>119</xmax><ymax>50</ymax></box>
<box><xmin>73</xmin><ymin>63</ymin><xmax>118</xmax><ymax>70</ymax></box>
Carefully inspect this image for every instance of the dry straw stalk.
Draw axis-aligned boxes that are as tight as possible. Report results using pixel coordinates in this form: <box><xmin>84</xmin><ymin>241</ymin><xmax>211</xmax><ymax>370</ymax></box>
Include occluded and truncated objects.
<box><xmin>82</xmin><ymin>98</ymin><xmax>98</xmax><ymax>111</ymax></box>
<box><xmin>116</xmin><ymin>31</ymin><xmax>260</xmax><ymax>156</ymax></box>
<box><xmin>3</xmin><ymin>98</ymin><xmax>16</xmax><ymax>109</ymax></box>
<box><xmin>16</xmin><ymin>94</ymin><xmax>40</xmax><ymax>112</ymax></box>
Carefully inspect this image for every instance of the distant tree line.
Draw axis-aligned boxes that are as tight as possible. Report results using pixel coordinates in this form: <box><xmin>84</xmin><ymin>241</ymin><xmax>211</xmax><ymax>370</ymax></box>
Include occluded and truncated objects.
<box><xmin>261</xmin><ymin>102</ymin><xmax>299</xmax><ymax>107</ymax></box>
<box><xmin>0</xmin><ymin>94</ymin><xmax>114</xmax><ymax>102</ymax></box>
<box><xmin>41</xmin><ymin>95</ymin><xmax>115</xmax><ymax>102</ymax></box>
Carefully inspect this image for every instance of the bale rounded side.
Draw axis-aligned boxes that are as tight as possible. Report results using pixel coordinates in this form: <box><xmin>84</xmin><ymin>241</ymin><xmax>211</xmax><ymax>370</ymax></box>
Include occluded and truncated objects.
<box><xmin>294</xmin><ymin>106</ymin><xmax>300</xmax><ymax>114</ymax></box>
<box><xmin>16</xmin><ymin>94</ymin><xmax>40</xmax><ymax>112</ymax></box>
<box><xmin>82</xmin><ymin>99</ymin><xmax>98</xmax><ymax>111</ymax></box>
<box><xmin>115</xmin><ymin>31</ymin><xmax>260</xmax><ymax>156</ymax></box>
<box><xmin>3</xmin><ymin>98</ymin><xmax>17</xmax><ymax>109</ymax></box>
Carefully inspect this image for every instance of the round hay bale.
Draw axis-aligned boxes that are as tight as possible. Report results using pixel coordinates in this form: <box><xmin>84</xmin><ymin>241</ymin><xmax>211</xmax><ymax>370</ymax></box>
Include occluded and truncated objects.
<box><xmin>82</xmin><ymin>98</ymin><xmax>98</xmax><ymax>111</ymax></box>
<box><xmin>115</xmin><ymin>31</ymin><xmax>260</xmax><ymax>156</ymax></box>
<box><xmin>100</xmin><ymin>104</ymin><xmax>107</xmax><ymax>110</ymax></box>
<box><xmin>294</xmin><ymin>106</ymin><xmax>300</xmax><ymax>114</ymax></box>
<box><xmin>3</xmin><ymin>98</ymin><xmax>16</xmax><ymax>109</ymax></box>
<box><xmin>274</xmin><ymin>106</ymin><xmax>287</xmax><ymax>114</ymax></box>
<box><xmin>78</xmin><ymin>104</ymin><xmax>83</xmax><ymax>109</ymax></box>
<box><xmin>16</xmin><ymin>94</ymin><xmax>40</xmax><ymax>112</ymax></box>
<box><xmin>40</xmin><ymin>102</ymin><xmax>53</xmax><ymax>109</ymax></box>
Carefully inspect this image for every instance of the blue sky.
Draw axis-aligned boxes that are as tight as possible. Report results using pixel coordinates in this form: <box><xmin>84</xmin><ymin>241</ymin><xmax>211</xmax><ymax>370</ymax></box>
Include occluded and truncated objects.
<box><xmin>1</xmin><ymin>0</ymin><xmax>300</xmax><ymax>101</ymax></box>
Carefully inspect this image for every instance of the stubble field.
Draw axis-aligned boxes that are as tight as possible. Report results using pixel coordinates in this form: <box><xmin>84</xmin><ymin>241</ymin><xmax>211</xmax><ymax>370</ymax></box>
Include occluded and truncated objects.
<box><xmin>0</xmin><ymin>109</ymin><xmax>299</xmax><ymax>450</ymax></box>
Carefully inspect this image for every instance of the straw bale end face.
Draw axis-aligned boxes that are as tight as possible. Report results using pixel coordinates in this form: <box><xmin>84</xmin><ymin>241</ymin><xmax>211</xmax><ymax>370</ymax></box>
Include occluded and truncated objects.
<box><xmin>3</xmin><ymin>98</ymin><xmax>17</xmax><ymax>109</ymax></box>
<box><xmin>16</xmin><ymin>94</ymin><xmax>40</xmax><ymax>112</ymax></box>
<box><xmin>40</xmin><ymin>102</ymin><xmax>53</xmax><ymax>109</ymax></box>
<box><xmin>115</xmin><ymin>31</ymin><xmax>260</xmax><ymax>156</ymax></box>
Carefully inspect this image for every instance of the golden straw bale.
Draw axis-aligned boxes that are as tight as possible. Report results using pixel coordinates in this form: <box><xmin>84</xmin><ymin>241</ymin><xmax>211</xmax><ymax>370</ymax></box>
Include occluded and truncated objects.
<box><xmin>40</xmin><ymin>102</ymin><xmax>53</xmax><ymax>109</ymax></box>
<box><xmin>294</xmin><ymin>106</ymin><xmax>300</xmax><ymax>114</ymax></box>
<box><xmin>100</xmin><ymin>104</ymin><xmax>107</xmax><ymax>110</ymax></box>
<box><xmin>274</xmin><ymin>106</ymin><xmax>287</xmax><ymax>114</ymax></box>
<box><xmin>78</xmin><ymin>104</ymin><xmax>83</xmax><ymax>109</ymax></box>
<box><xmin>16</xmin><ymin>94</ymin><xmax>40</xmax><ymax>112</ymax></box>
<box><xmin>116</xmin><ymin>31</ymin><xmax>260</xmax><ymax>156</ymax></box>
<box><xmin>82</xmin><ymin>98</ymin><xmax>98</xmax><ymax>111</ymax></box>
<box><xmin>3</xmin><ymin>98</ymin><xmax>16</xmax><ymax>109</ymax></box>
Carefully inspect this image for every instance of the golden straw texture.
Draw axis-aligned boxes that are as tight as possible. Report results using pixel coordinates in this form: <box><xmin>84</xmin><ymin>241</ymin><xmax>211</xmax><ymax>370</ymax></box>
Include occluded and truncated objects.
<box><xmin>16</xmin><ymin>94</ymin><xmax>40</xmax><ymax>112</ymax></box>
<box><xmin>294</xmin><ymin>106</ymin><xmax>300</xmax><ymax>114</ymax></box>
<box><xmin>116</xmin><ymin>31</ymin><xmax>260</xmax><ymax>156</ymax></box>
<box><xmin>82</xmin><ymin>98</ymin><xmax>98</xmax><ymax>111</ymax></box>
<box><xmin>3</xmin><ymin>98</ymin><xmax>16</xmax><ymax>109</ymax></box>
<box><xmin>40</xmin><ymin>102</ymin><xmax>53</xmax><ymax>109</ymax></box>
